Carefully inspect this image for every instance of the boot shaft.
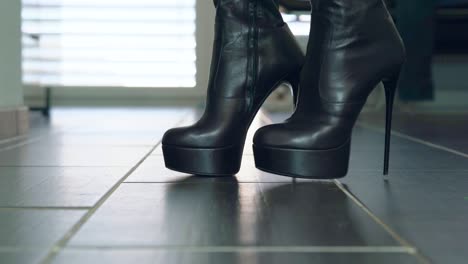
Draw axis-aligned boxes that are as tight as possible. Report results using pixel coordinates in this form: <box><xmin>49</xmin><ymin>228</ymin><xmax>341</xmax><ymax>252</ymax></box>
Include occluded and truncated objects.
<box><xmin>310</xmin><ymin>0</ymin><xmax>388</xmax><ymax>20</ymax></box>
<box><xmin>207</xmin><ymin>0</ymin><xmax>303</xmax><ymax>102</ymax></box>
<box><xmin>308</xmin><ymin>0</ymin><xmax>402</xmax><ymax>47</ymax></box>
<box><xmin>297</xmin><ymin>0</ymin><xmax>405</xmax><ymax>116</ymax></box>
<box><xmin>214</xmin><ymin>0</ymin><xmax>284</xmax><ymax>27</ymax></box>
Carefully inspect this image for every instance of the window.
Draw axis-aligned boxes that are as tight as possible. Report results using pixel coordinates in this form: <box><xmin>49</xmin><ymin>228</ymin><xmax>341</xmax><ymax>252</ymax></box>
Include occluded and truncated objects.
<box><xmin>22</xmin><ymin>0</ymin><xmax>197</xmax><ymax>88</ymax></box>
<box><xmin>282</xmin><ymin>13</ymin><xmax>310</xmax><ymax>36</ymax></box>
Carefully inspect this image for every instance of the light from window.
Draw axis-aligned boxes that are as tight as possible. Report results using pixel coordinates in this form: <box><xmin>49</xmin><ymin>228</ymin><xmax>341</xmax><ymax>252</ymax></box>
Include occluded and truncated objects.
<box><xmin>282</xmin><ymin>13</ymin><xmax>310</xmax><ymax>36</ymax></box>
<box><xmin>22</xmin><ymin>0</ymin><xmax>197</xmax><ymax>88</ymax></box>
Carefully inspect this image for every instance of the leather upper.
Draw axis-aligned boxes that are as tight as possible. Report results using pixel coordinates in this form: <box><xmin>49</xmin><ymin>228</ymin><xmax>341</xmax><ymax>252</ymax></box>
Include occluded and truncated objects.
<box><xmin>163</xmin><ymin>0</ymin><xmax>304</xmax><ymax>148</ymax></box>
<box><xmin>254</xmin><ymin>0</ymin><xmax>405</xmax><ymax>150</ymax></box>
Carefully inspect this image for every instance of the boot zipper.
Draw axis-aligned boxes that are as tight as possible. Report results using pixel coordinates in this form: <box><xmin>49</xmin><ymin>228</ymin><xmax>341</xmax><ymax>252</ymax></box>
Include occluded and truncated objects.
<box><xmin>247</xmin><ymin>0</ymin><xmax>258</xmax><ymax>111</ymax></box>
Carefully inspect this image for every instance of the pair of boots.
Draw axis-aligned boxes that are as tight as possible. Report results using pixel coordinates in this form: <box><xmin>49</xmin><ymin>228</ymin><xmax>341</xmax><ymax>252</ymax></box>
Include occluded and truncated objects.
<box><xmin>162</xmin><ymin>0</ymin><xmax>405</xmax><ymax>179</ymax></box>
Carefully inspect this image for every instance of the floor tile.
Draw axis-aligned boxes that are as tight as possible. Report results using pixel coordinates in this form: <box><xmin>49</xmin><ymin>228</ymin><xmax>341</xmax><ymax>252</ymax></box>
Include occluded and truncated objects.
<box><xmin>0</xmin><ymin>209</ymin><xmax>86</xmax><ymax>263</ymax></box>
<box><xmin>36</xmin><ymin>132</ymin><xmax>164</xmax><ymax>147</ymax></box>
<box><xmin>151</xmin><ymin>145</ymin><xmax>163</xmax><ymax>155</ymax></box>
<box><xmin>0</xmin><ymin>250</ymin><xmax>47</xmax><ymax>264</ymax></box>
<box><xmin>0</xmin><ymin>137</ymin><xmax>31</xmax><ymax>150</ymax></box>
<box><xmin>350</xmin><ymin>126</ymin><xmax>431</xmax><ymax>152</ymax></box>
<box><xmin>0</xmin><ymin>144</ymin><xmax>150</xmax><ymax>167</ymax></box>
<box><xmin>359</xmin><ymin>112</ymin><xmax>468</xmax><ymax>155</ymax></box>
<box><xmin>349</xmin><ymin>127</ymin><xmax>468</xmax><ymax>171</ymax></box>
<box><xmin>52</xmin><ymin>250</ymin><xmax>422</xmax><ymax>264</ymax></box>
<box><xmin>0</xmin><ymin>167</ymin><xmax>128</xmax><ymax>207</ymax></box>
<box><xmin>0</xmin><ymin>209</ymin><xmax>85</xmax><ymax>247</ymax></box>
<box><xmin>3</xmin><ymin>108</ymin><xmax>465</xmax><ymax>263</ymax></box>
<box><xmin>348</xmin><ymin>145</ymin><xmax>468</xmax><ymax>171</ymax></box>
<box><xmin>340</xmin><ymin>170</ymin><xmax>468</xmax><ymax>264</ymax></box>
<box><xmin>267</xmin><ymin>113</ymin><xmax>468</xmax><ymax>171</ymax></box>
<box><xmin>69</xmin><ymin>181</ymin><xmax>398</xmax><ymax>247</ymax></box>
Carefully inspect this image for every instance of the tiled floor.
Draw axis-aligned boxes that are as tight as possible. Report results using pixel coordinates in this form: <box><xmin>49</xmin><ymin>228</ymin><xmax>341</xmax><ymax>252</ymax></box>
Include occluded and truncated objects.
<box><xmin>0</xmin><ymin>108</ymin><xmax>466</xmax><ymax>264</ymax></box>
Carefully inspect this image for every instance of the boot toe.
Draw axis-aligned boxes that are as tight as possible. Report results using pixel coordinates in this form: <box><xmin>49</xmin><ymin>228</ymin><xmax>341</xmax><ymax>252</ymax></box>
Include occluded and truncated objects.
<box><xmin>254</xmin><ymin>122</ymin><xmax>350</xmax><ymax>150</ymax></box>
<box><xmin>253</xmin><ymin>124</ymin><xmax>297</xmax><ymax>149</ymax></box>
<box><xmin>162</xmin><ymin>126</ymin><xmax>195</xmax><ymax>147</ymax></box>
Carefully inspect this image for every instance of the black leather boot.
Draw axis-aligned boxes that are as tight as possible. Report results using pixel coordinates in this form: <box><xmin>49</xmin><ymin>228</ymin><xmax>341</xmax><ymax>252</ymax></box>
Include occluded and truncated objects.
<box><xmin>253</xmin><ymin>0</ymin><xmax>405</xmax><ymax>179</ymax></box>
<box><xmin>162</xmin><ymin>0</ymin><xmax>304</xmax><ymax>175</ymax></box>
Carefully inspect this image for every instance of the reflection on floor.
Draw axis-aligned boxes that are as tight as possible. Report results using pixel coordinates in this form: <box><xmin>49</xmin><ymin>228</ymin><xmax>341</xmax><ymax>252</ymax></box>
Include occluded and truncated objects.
<box><xmin>0</xmin><ymin>108</ymin><xmax>466</xmax><ymax>264</ymax></box>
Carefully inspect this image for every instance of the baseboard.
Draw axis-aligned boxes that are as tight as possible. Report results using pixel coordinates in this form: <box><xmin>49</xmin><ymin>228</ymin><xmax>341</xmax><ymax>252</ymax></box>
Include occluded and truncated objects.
<box><xmin>0</xmin><ymin>106</ymin><xmax>29</xmax><ymax>140</ymax></box>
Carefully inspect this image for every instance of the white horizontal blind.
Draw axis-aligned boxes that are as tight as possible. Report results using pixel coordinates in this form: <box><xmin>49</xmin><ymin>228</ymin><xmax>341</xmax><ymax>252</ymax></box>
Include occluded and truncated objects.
<box><xmin>282</xmin><ymin>14</ymin><xmax>311</xmax><ymax>36</ymax></box>
<box><xmin>22</xmin><ymin>0</ymin><xmax>197</xmax><ymax>88</ymax></box>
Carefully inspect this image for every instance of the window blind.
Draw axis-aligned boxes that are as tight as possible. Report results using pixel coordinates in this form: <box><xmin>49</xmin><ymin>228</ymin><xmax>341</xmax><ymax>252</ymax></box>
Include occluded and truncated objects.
<box><xmin>22</xmin><ymin>0</ymin><xmax>197</xmax><ymax>88</ymax></box>
<box><xmin>282</xmin><ymin>13</ymin><xmax>310</xmax><ymax>36</ymax></box>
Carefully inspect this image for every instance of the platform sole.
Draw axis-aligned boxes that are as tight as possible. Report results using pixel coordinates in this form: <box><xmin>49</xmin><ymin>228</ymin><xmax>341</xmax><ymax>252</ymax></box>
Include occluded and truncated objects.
<box><xmin>253</xmin><ymin>141</ymin><xmax>350</xmax><ymax>179</ymax></box>
<box><xmin>162</xmin><ymin>144</ymin><xmax>243</xmax><ymax>176</ymax></box>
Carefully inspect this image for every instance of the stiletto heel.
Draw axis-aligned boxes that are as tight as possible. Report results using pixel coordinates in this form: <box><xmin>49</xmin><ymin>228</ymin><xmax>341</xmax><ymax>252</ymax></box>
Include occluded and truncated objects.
<box><xmin>382</xmin><ymin>70</ymin><xmax>401</xmax><ymax>175</ymax></box>
<box><xmin>253</xmin><ymin>0</ymin><xmax>406</xmax><ymax>179</ymax></box>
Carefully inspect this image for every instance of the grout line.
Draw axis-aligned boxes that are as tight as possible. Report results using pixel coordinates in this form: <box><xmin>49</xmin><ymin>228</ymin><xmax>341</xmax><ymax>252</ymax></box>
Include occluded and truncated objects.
<box><xmin>0</xmin><ymin>206</ymin><xmax>91</xmax><ymax>211</ymax></box>
<box><xmin>0</xmin><ymin>134</ymin><xmax>28</xmax><ymax>145</ymax></box>
<box><xmin>0</xmin><ymin>136</ymin><xmax>43</xmax><ymax>153</ymax></box>
<box><xmin>333</xmin><ymin>180</ymin><xmax>431</xmax><ymax>263</ymax></box>
<box><xmin>357</xmin><ymin>121</ymin><xmax>468</xmax><ymax>159</ymax></box>
<box><xmin>65</xmin><ymin>245</ymin><xmax>415</xmax><ymax>254</ymax></box>
<box><xmin>259</xmin><ymin>111</ymin><xmax>430</xmax><ymax>262</ymax></box>
<box><xmin>0</xmin><ymin>128</ymin><xmax>66</xmax><ymax>153</ymax></box>
<box><xmin>332</xmin><ymin>180</ymin><xmax>412</xmax><ymax>248</ymax></box>
<box><xmin>39</xmin><ymin>114</ymin><xmax>190</xmax><ymax>264</ymax></box>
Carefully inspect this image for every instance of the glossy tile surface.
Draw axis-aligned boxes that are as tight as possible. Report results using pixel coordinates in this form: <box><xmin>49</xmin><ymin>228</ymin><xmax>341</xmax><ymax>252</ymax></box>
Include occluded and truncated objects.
<box><xmin>360</xmin><ymin>112</ymin><xmax>468</xmax><ymax>154</ymax></box>
<box><xmin>1</xmin><ymin>108</ymin><xmax>467</xmax><ymax>264</ymax></box>
<box><xmin>0</xmin><ymin>108</ymin><xmax>187</xmax><ymax>264</ymax></box>
<box><xmin>0</xmin><ymin>167</ymin><xmax>128</xmax><ymax>207</ymax></box>
<box><xmin>0</xmin><ymin>144</ymin><xmax>151</xmax><ymax>167</ymax></box>
<box><xmin>0</xmin><ymin>209</ymin><xmax>86</xmax><ymax>263</ymax></box>
<box><xmin>37</xmin><ymin>132</ymin><xmax>163</xmax><ymax>147</ymax></box>
<box><xmin>69</xmin><ymin>181</ymin><xmax>397</xmax><ymax>247</ymax></box>
<box><xmin>340</xmin><ymin>170</ymin><xmax>468</xmax><ymax>264</ymax></box>
<box><xmin>52</xmin><ymin>250</ymin><xmax>422</xmax><ymax>264</ymax></box>
<box><xmin>269</xmin><ymin>112</ymin><xmax>468</xmax><ymax>264</ymax></box>
<box><xmin>0</xmin><ymin>209</ymin><xmax>85</xmax><ymax>247</ymax></box>
<box><xmin>350</xmin><ymin>126</ymin><xmax>468</xmax><ymax>171</ymax></box>
<box><xmin>0</xmin><ymin>251</ymin><xmax>46</xmax><ymax>264</ymax></box>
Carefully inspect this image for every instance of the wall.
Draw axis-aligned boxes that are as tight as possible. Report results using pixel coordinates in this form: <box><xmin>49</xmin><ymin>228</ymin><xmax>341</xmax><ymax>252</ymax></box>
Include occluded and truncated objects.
<box><xmin>0</xmin><ymin>0</ymin><xmax>27</xmax><ymax>140</ymax></box>
<box><xmin>0</xmin><ymin>0</ymin><xmax>23</xmax><ymax>108</ymax></box>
